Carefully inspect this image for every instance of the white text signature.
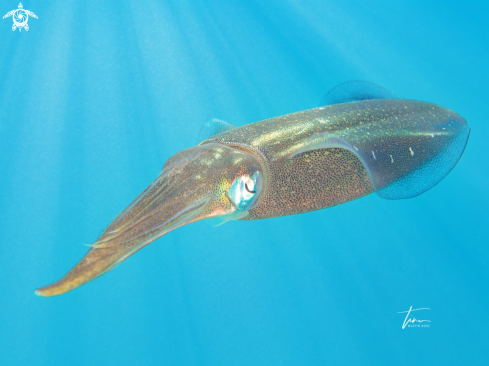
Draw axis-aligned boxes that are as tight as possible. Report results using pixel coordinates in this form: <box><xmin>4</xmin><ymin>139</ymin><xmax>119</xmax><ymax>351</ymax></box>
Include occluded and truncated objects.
<box><xmin>397</xmin><ymin>306</ymin><xmax>431</xmax><ymax>329</ymax></box>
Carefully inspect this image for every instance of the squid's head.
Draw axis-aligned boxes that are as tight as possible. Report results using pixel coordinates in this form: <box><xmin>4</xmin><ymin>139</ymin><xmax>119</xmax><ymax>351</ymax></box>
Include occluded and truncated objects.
<box><xmin>35</xmin><ymin>143</ymin><xmax>266</xmax><ymax>296</ymax></box>
<box><xmin>155</xmin><ymin>142</ymin><xmax>266</xmax><ymax>222</ymax></box>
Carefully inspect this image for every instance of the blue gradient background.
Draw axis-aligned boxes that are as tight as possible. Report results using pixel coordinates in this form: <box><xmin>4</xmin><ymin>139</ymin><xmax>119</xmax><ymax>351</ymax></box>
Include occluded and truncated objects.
<box><xmin>1</xmin><ymin>1</ymin><xmax>488</xmax><ymax>365</ymax></box>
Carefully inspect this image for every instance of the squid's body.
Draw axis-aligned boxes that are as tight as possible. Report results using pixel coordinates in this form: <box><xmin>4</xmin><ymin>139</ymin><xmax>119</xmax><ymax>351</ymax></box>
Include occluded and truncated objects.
<box><xmin>36</xmin><ymin>84</ymin><xmax>470</xmax><ymax>296</ymax></box>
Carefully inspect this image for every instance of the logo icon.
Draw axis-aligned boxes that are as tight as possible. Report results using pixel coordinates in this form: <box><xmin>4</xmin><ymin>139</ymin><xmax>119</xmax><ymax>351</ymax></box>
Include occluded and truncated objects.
<box><xmin>397</xmin><ymin>306</ymin><xmax>431</xmax><ymax>329</ymax></box>
<box><xmin>3</xmin><ymin>3</ymin><xmax>37</xmax><ymax>32</ymax></box>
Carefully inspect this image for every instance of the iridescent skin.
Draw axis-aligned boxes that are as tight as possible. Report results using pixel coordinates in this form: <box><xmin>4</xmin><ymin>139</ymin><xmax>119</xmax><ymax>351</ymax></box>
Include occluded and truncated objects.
<box><xmin>35</xmin><ymin>99</ymin><xmax>469</xmax><ymax>296</ymax></box>
<box><xmin>207</xmin><ymin>99</ymin><xmax>469</xmax><ymax>217</ymax></box>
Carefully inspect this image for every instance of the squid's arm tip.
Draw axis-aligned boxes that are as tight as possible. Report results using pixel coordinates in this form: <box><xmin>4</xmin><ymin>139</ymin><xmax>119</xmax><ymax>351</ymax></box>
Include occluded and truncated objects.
<box><xmin>34</xmin><ymin>240</ymin><xmax>147</xmax><ymax>297</ymax></box>
<box><xmin>34</xmin><ymin>282</ymin><xmax>69</xmax><ymax>297</ymax></box>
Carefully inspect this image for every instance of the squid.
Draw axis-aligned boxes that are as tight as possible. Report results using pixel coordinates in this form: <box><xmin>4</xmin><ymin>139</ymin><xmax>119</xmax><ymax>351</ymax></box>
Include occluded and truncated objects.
<box><xmin>35</xmin><ymin>81</ymin><xmax>470</xmax><ymax>296</ymax></box>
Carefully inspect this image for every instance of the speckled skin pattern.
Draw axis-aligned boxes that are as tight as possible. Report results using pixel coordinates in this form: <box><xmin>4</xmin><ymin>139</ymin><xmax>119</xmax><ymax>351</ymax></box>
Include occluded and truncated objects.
<box><xmin>203</xmin><ymin>99</ymin><xmax>468</xmax><ymax>219</ymax></box>
<box><xmin>35</xmin><ymin>99</ymin><xmax>469</xmax><ymax>296</ymax></box>
<box><xmin>245</xmin><ymin>147</ymin><xmax>373</xmax><ymax>219</ymax></box>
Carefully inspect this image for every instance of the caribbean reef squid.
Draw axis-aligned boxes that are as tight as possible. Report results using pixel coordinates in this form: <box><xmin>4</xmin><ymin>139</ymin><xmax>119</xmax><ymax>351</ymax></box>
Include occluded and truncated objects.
<box><xmin>35</xmin><ymin>81</ymin><xmax>470</xmax><ymax>296</ymax></box>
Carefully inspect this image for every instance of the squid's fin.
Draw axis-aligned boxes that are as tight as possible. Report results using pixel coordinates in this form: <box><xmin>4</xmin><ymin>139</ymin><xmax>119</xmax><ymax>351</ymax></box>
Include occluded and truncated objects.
<box><xmin>319</xmin><ymin>80</ymin><xmax>396</xmax><ymax>106</ymax></box>
<box><xmin>197</xmin><ymin>119</ymin><xmax>237</xmax><ymax>144</ymax></box>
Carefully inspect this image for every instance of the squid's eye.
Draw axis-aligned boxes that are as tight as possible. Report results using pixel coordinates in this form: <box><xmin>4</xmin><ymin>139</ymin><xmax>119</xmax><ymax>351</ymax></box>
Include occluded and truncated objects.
<box><xmin>228</xmin><ymin>172</ymin><xmax>260</xmax><ymax>210</ymax></box>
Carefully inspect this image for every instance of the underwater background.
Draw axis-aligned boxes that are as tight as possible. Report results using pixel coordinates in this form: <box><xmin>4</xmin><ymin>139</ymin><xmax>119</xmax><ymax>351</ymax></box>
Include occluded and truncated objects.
<box><xmin>1</xmin><ymin>0</ymin><xmax>488</xmax><ymax>365</ymax></box>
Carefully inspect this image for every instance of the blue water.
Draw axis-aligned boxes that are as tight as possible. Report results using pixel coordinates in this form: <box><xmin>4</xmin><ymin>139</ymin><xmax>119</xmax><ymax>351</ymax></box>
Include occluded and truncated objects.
<box><xmin>1</xmin><ymin>1</ymin><xmax>488</xmax><ymax>364</ymax></box>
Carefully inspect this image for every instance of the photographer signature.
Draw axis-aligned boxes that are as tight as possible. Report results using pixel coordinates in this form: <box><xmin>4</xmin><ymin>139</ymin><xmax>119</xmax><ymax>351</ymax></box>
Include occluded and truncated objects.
<box><xmin>397</xmin><ymin>306</ymin><xmax>431</xmax><ymax>329</ymax></box>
